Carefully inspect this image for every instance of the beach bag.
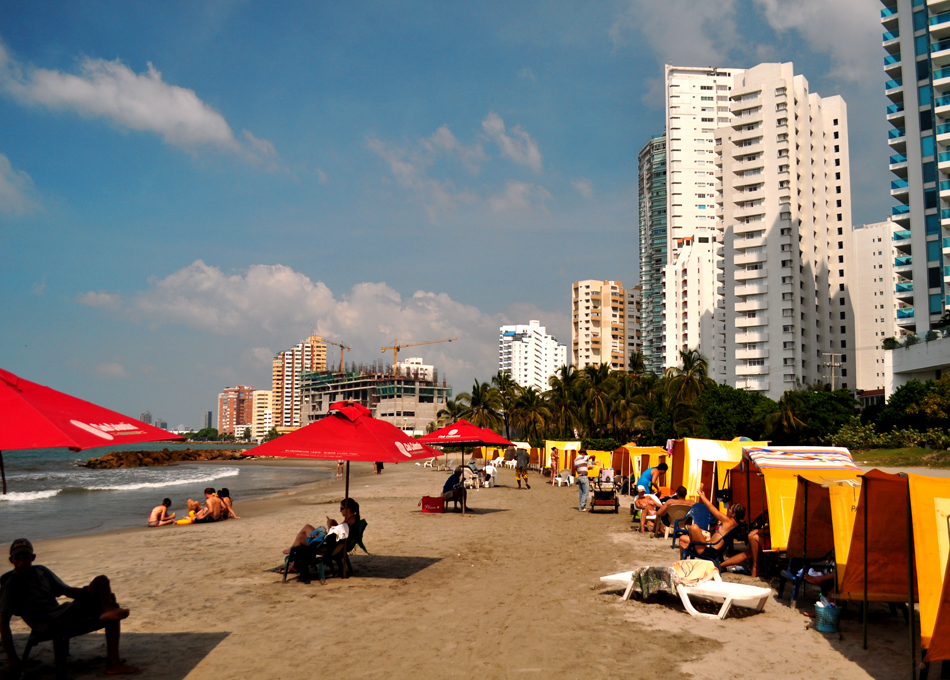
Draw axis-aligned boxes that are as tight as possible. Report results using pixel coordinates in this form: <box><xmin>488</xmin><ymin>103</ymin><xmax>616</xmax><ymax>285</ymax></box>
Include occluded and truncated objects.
<box><xmin>419</xmin><ymin>496</ymin><xmax>445</xmax><ymax>513</ymax></box>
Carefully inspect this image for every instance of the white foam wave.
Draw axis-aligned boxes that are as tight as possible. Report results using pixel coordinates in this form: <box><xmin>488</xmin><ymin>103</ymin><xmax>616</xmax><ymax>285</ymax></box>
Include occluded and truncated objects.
<box><xmin>0</xmin><ymin>489</ymin><xmax>62</xmax><ymax>502</ymax></box>
<box><xmin>85</xmin><ymin>467</ymin><xmax>240</xmax><ymax>491</ymax></box>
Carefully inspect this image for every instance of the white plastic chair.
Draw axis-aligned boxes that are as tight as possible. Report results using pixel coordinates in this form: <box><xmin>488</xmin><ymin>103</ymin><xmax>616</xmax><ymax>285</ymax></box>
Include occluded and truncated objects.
<box><xmin>423</xmin><ymin>458</ymin><xmax>435</xmax><ymax>468</ymax></box>
<box><xmin>554</xmin><ymin>470</ymin><xmax>574</xmax><ymax>487</ymax></box>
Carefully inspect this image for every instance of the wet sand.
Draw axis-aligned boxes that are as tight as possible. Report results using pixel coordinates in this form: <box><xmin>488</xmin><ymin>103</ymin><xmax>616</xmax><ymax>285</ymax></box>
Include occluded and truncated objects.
<box><xmin>1</xmin><ymin>461</ymin><xmax>919</xmax><ymax>680</ymax></box>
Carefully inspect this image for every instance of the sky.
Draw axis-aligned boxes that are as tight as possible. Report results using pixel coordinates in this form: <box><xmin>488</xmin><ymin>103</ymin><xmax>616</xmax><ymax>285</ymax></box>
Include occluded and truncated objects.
<box><xmin>0</xmin><ymin>0</ymin><xmax>888</xmax><ymax>428</ymax></box>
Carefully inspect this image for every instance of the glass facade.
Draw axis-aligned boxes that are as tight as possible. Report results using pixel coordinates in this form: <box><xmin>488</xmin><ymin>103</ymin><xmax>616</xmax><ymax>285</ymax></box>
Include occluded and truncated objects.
<box><xmin>637</xmin><ymin>133</ymin><xmax>667</xmax><ymax>376</ymax></box>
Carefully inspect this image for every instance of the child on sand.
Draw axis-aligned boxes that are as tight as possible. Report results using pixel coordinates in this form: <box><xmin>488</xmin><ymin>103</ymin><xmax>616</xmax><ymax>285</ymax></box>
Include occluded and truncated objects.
<box><xmin>147</xmin><ymin>498</ymin><xmax>176</xmax><ymax>527</ymax></box>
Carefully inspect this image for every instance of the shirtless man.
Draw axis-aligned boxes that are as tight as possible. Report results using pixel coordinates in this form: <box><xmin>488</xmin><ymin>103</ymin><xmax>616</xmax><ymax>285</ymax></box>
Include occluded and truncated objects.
<box><xmin>1</xmin><ymin>539</ymin><xmax>138</xmax><ymax>676</ymax></box>
<box><xmin>678</xmin><ymin>483</ymin><xmax>745</xmax><ymax>557</ymax></box>
<box><xmin>147</xmin><ymin>498</ymin><xmax>176</xmax><ymax>527</ymax></box>
<box><xmin>190</xmin><ymin>488</ymin><xmax>225</xmax><ymax>523</ymax></box>
<box><xmin>634</xmin><ymin>486</ymin><xmax>663</xmax><ymax>533</ymax></box>
<box><xmin>654</xmin><ymin>485</ymin><xmax>694</xmax><ymax>528</ymax></box>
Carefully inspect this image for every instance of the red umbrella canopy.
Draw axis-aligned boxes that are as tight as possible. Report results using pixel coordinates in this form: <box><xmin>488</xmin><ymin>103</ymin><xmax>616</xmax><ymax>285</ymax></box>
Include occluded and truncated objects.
<box><xmin>417</xmin><ymin>419</ymin><xmax>513</xmax><ymax>448</ymax></box>
<box><xmin>0</xmin><ymin>367</ymin><xmax>185</xmax><ymax>452</ymax></box>
<box><xmin>247</xmin><ymin>401</ymin><xmax>439</xmax><ymax>462</ymax></box>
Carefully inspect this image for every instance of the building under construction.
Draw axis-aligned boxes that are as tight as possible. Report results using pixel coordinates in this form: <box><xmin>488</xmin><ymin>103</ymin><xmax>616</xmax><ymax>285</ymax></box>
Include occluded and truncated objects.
<box><xmin>299</xmin><ymin>358</ymin><xmax>452</xmax><ymax>435</ymax></box>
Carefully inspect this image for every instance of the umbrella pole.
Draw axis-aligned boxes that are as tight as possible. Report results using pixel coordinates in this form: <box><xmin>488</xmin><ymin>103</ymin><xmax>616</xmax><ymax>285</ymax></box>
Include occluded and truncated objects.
<box><xmin>0</xmin><ymin>451</ymin><xmax>5</xmax><ymax>495</ymax></box>
<box><xmin>345</xmin><ymin>461</ymin><xmax>350</xmax><ymax>501</ymax></box>
<box><xmin>863</xmin><ymin>476</ymin><xmax>869</xmax><ymax>651</ymax></box>
<box><xmin>461</xmin><ymin>448</ymin><xmax>466</xmax><ymax>516</ymax></box>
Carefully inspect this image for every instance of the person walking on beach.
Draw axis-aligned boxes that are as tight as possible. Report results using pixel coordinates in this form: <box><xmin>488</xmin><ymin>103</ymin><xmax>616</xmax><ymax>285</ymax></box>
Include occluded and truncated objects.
<box><xmin>574</xmin><ymin>450</ymin><xmax>592</xmax><ymax>511</ymax></box>
<box><xmin>336</xmin><ymin>459</ymin><xmax>345</xmax><ymax>479</ymax></box>
<box><xmin>1</xmin><ymin>539</ymin><xmax>138</xmax><ymax>676</ymax></box>
<box><xmin>147</xmin><ymin>498</ymin><xmax>176</xmax><ymax>527</ymax></box>
<box><xmin>514</xmin><ymin>447</ymin><xmax>530</xmax><ymax>489</ymax></box>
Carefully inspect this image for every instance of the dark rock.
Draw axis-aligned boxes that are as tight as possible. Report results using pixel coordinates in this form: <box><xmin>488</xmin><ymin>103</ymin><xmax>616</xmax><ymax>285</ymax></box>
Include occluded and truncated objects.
<box><xmin>85</xmin><ymin>448</ymin><xmax>245</xmax><ymax>469</ymax></box>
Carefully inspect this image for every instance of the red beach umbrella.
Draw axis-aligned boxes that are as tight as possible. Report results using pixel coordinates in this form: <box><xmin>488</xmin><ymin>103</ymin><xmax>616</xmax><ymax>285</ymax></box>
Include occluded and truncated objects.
<box><xmin>417</xmin><ymin>419</ymin><xmax>513</xmax><ymax>449</ymax></box>
<box><xmin>0</xmin><ymin>367</ymin><xmax>186</xmax><ymax>494</ymax></box>
<box><xmin>246</xmin><ymin>401</ymin><xmax>439</xmax><ymax>499</ymax></box>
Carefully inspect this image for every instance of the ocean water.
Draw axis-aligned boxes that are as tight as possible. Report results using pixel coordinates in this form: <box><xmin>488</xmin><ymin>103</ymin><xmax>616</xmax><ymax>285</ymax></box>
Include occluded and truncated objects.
<box><xmin>0</xmin><ymin>443</ymin><xmax>332</xmax><ymax>543</ymax></box>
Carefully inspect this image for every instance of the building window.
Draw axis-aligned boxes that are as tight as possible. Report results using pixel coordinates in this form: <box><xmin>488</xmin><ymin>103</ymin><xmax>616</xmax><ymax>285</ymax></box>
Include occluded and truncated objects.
<box><xmin>840</xmin><ymin>312</ymin><xmax>846</xmax><ymax>320</ymax></box>
<box><xmin>838</xmin><ymin>255</ymin><xmax>844</xmax><ymax>263</ymax></box>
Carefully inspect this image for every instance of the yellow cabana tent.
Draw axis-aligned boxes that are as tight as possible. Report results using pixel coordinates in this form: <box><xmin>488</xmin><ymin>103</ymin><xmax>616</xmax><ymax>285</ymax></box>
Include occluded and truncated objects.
<box><xmin>670</xmin><ymin>438</ymin><xmax>769</xmax><ymax>500</ymax></box>
<box><xmin>908</xmin><ymin>473</ymin><xmax>950</xmax><ymax>652</ymax></box>
<box><xmin>786</xmin><ymin>473</ymin><xmax>862</xmax><ymax>560</ymax></box>
<box><xmin>826</xmin><ymin>478</ymin><xmax>862</xmax><ymax>592</ymax></box>
<box><xmin>925</xmin><ymin>558</ymin><xmax>950</xmax><ymax>664</ymax></box>
<box><xmin>586</xmin><ymin>450</ymin><xmax>612</xmax><ymax>477</ymax></box>
<box><xmin>619</xmin><ymin>445</ymin><xmax>667</xmax><ymax>487</ymax></box>
<box><xmin>543</xmin><ymin>440</ymin><xmax>580</xmax><ymax>471</ymax></box>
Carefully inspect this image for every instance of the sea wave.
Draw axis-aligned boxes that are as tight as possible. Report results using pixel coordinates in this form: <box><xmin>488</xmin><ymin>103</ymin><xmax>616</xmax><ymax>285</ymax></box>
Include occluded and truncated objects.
<box><xmin>84</xmin><ymin>467</ymin><xmax>240</xmax><ymax>492</ymax></box>
<box><xmin>0</xmin><ymin>489</ymin><xmax>62</xmax><ymax>502</ymax></box>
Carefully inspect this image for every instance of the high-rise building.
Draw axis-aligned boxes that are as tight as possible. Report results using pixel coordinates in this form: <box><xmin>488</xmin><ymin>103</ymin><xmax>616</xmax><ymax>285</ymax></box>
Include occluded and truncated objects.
<box><xmin>638</xmin><ymin>133</ymin><xmax>668</xmax><ymax>374</ymax></box>
<box><xmin>137</xmin><ymin>411</ymin><xmax>152</xmax><ymax>425</ymax></box>
<box><xmin>203</xmin><ymin>410</ymin><xmax>213</xmax><ymax>430</ymax></box>
<box><xmin>498</xmin><ymin>320</ymin><xmax>567</xmax><ymax>391</ymax></box>
<box><xmin>852</xmin><ymin>221</ymin><xmax>901</xmax><ymax>397</ymax></box>
<box><xmin>272</xmin><ymin>334</ymin><xmax>327</xmax><ymax>429</ymax></box>
<box><xmin>716</xmin><ymin>62</ymin><xmax>855</xmax><ymax>399</ymax></box>
<box><xmin>251</xmin><ymin>389</ymin><xmax>273</xmax><ymax>440</ymax></box>
<box><xmin>626</xmin><ymin>286</ymin><xmax>643</xmax><ymax>362</ymax></box>
<box><xmin>571</xmin><ymin>280</ymin><xmax>629</xmax><ymax>371</ymax></box>
<box><xmin>881</xmin><ymin>1</ymin><xmax>944</xmax><ymax>336</ymax></box>
<box><xmin>663</xmin><ymin>65</ymin><xmax>744</xmax><ymax>375</ymax></box>
<box><xmin>217</xmin><ymin>386</ymin><xmax>254</xmax><ymax>436</ymax></box>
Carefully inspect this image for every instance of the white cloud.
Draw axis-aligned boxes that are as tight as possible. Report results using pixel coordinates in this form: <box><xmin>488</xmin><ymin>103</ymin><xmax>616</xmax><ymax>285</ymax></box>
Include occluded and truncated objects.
<box><xmin>95</xmin><ymin>362</ymin><xmax>128</xmax><ymax>379</ymax></box>
<box><xmin>518</xmin><ymin>67</ymin><xmax>537</xmax><ymax>81</ymax></box>
<box><xmin>0</xmin><ymin>152</ymin><xmax>40</xmax><ymax>216</ymax></box>
<box><xmin>487</xmin><ymin>180</ymin><xmax>552</xmax><ymax>213</ymax></box>
<box><xmin>751</xmin><ymin>0</ymin><xmax>880</xmax><ymax>81</ymax></box>
<box><xmin>481</xmin><ymin>112</ymin><xmax>543</xmax><ymax>173</ymax></box>
<box><xmin>0</xmin><ymin>42</ymin><xmax>275</xmax><ymax>162</ymax></box>
<box><xmin>610</xmin><ymin>0</ymin><xmax>739</xmax><ymax>66</ymax></box>
<box><xmin>421</xmin><ymin>125</ymin><xmax>487</xmax><ymax>174</ymax></box>
<box><xmin>573</xmin><ymin>177</ymin><xmax>593</xmax><ymax>199</ymax></box>
<box><xmin>82</xmin><ymin>260</ymin><xmax>515</xmax><ymax>382</ymax></box>
<box><xmin>315</xmin><ymin>168</ymin><xmax>329</xmax><ymax>184</ymax></box>
<box><xmin>78</xmin><ymin>291</ymin><xmax>121</xmax><ymax>308</ymax></box>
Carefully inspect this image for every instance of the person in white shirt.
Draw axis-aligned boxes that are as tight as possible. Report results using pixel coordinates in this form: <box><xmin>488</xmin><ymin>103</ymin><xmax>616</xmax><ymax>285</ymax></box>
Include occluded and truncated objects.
<box><xmin>574</xmin><ymin>450</ymin><xmax>592</xmax><ymax>511</ymax></box>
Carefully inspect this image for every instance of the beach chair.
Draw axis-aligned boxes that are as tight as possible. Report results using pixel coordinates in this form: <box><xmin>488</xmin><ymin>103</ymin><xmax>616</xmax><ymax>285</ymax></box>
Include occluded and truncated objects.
<box><xmin>461</xmin><ymin>467</ymin><xmax>479</xmax><ymax>489</ymax></box>
<box><xmin>657</xmin><ymin>503</ymin><xmax>693</xmax><ymax>540</ymax></box>
<box><xmin>554</xmin><ymin>470</ymin><xmax>573</xmax><ymax>487</ymax></box>
<box><xmin>327</xmin><ymin>518</ymin><xmax>369</xmax><ymax>578</ymax></box>
<box><xmin>679</xmin><ymin>524</ymin><xmax>741</xmax><ymax>571</ymax></box>
<box><xmin>423</xmin><ymin>458</ymin><xmax>436</xmax><ymax>468</ymax></box>
<box><xmin>672</xmin><ymin>503</ymin><xmax>715</xmax><ymax>549</ymax></box>
<box><xmin>676</xmin><ymin>574</ymin><xmax>771</xmax><ymax>620</ymax></box>
<box><xmin>284</xmin><ymin>520</ymin><xmax>368</xmax><ymax>584</ymax></box>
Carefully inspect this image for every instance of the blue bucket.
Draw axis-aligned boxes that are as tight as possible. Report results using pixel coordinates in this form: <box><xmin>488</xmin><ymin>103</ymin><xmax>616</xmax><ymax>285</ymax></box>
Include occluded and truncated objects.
<box><xmin>815</xmin><ymin>603</ymin><xmax>841</xmax><ymax>633</ymax></box>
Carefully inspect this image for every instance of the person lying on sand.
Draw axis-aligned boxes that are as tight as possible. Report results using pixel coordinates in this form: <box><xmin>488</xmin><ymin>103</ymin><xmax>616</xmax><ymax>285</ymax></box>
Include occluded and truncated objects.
<box><xmin>190</xmin><ymin>488</ymin><xmax>225</xmax><ymax>523</ymax></box>
<box><xmin>218</xmin><ymin>488</ymin><xmax>240</xmax><ymax>519</ymax></box>
<box><xmin>678</xmin><ymin>483</ymin><xmax>745</xmax><ymax>556</ymax></box>
<box><xmin>147</xmin><ymin>498</ymin><xmax>176</xmax><ymax>527</ymax></box>
<box><xmin>634</xmin><ymin>486</ymin><xmax>663</xmax><ymax>533</ymax></box>
<box><xmin>1</xmin><ymin>539</ymin><xmax>139</xmax><ymax>676</ymax></box>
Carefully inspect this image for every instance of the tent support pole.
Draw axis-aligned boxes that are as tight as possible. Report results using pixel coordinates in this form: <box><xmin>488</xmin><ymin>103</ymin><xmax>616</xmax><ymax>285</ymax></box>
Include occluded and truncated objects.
<box><xmin>864</xmin><ymin>477</ymin><xmax>869</xmax><ymax>651</ymax></box>
<box><xmin>0</xmin><ymin>452</ymin><xmax>6</xmax><ymax>495</ymax></box>
<box><xmin>745</xmin><ymin>463</ymin><xmax>751</xmax><ymax>532</ymax></box>
<box><xmin>803</xmin><ymin>479</ymin><xmax>808</xmax><ymax>563</ymax></box>
<box><xmin>906</xmin><ymin>476</ymin><xmax>916</xmax><ymax>680</ymax></box>
<box><xmin>345</xmin><ymin>461</ymin><xmax>350</xmax><ymax>501</ymax></box>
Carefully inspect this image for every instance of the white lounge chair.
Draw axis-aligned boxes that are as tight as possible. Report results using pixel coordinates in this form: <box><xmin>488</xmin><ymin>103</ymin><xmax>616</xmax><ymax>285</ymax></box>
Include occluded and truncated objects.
<box><xmin>554</xmin><ymin>470</ymin><xmax>574</xmax><ymax>487</ymax></box>
<box><xmin>423</xmin><ymin>457</ymin><xmax>436</xmax><ymax>468</ymax></box>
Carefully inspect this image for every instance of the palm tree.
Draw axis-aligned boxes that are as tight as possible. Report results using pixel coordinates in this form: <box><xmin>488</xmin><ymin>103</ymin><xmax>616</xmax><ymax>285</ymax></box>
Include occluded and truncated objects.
<box><xmin>546</xmin><ymin>365</ymin><xmax>581</xmax><ymax>438</ymax></box>
<box><xmin>581</xmin><ymin>364</ymin><xmax>614</xmax><ymax>437</ymax></box>
<box><xmin>458</xmin><ymin>380</ymin><xmax>503</xmax><ymax>431</ymax></box>
<box><xmin>665</xmin><ymin>348</ymin><xmax>713</xmax><ymax>405</ymax></box>
<box><xmin>511</xmin><ymin>387</ymin><xmax>551</xmax><ymax>442</ymax></box>
<box><xmin>628</xmin><ymin>350</ymin><xmax>646</xmax><ymax>378</ymax></box>
<box><xmin>436</xmin><ymin>395</ymin><xmax>466</xmax><ymax>426</ymax></box>
<box><xmin>764</xmin><ymin>392</ymin><xmax>807</xmax><ymax>439</ymax></box>
<box><xmin>609</xmin><ymin>372</ymin><xmax>640</xmax><ymax>443</ymax></box>
<box><xmin>491</xmin><ymin>370</ymin><xmax>522</xmax><ymax>440</ymax></box>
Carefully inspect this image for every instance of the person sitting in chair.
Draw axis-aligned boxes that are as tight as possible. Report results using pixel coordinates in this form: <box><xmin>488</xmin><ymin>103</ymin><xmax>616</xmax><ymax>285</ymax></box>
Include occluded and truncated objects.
<box><xmin>678</xmin><ymin>484</ymin><xmax>745</xmax><ymax>558</ymax></box>
<box><xmin>634</xmin><ymin>486</ymin><xmax>663</xmax><ymax>533</ymax></box>
<box><xmin>654</xmin><ymin>486</ymin><xmax>694</xmax><ymax>528</ymax></box>
<box><xmin>720</xmin><ymin>510</ymin><xmax>769</xmax><ymax>577</ymax></box>
<box><xmin>284</xmin><ymin>499</ymin><xmax>360</xmax><ymax>581</ymax></box>
<box><xmin>442</xmin><ymin>468</ymin><xmax>466</xmax><ymax>511</ymax></box>
<box><xmin>0</xmin><ymin>539</ymin><xmax>138</xmax><ymax>676</ymax></box>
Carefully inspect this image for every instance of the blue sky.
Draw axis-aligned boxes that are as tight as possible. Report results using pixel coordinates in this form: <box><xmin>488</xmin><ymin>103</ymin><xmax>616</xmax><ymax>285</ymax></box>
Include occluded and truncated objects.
<box><xmin>0</xmin><ymin>0</ymin><xmax>886</xmax><ymax>428</ymax></box>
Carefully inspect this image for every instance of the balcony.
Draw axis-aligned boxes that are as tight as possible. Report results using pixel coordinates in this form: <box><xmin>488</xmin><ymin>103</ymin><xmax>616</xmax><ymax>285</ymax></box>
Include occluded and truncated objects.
<box><xmin>884</xmin><ymin>54</ymin><xmax>901</xmax><ymax>74</ymax></box>
<box><xmin>735</xmin><ymin>348</ymin><xmax>770</xmax><ymax>360</ymax></box>
<box><xmin>893</xmin><ymin>228</ymin><xmax>912</xmax><ymax>241</ymax></box>
<box><xmin>932</xmin><ymin>11</ymin><xmax>950</xmax><ymax>39</ymax></box>
<box><xmin>741</xmin><ymin>380</ymin><xmax>770</xmax><ymax>392</ymax></box>
<box><xmin>735</xmin><ymin>267</ymin><xmax>767</xmax><ymax>281</ymax></box>
<box><xmin>943</xmin><ymin>208</ymin><xmax>950</xmax><ymax>222</ymax></box>
<box><xmin>735</xmin><ymin>299</ymin><xmax>768</xmax><ymax>313</ymax></box>
<box><xmin>885</xmin><ymin>78</ymin><xmax>903</xmax><ymax>98</ymax></box>
<box><xmin>887</xmin><ymin>103</ymin><xmax>905</xmax><ymax>125</ymax></box>
<box><xmin>883</xmin><ymin>30</ymin><xmax>900</xmax><ymax>46</ymax></box>
<box><xmin>735</xmin><ymin>331</ymin><xmax>769</xmax><ymax>343</ymax></box>
<box><xmin>736</xmin><ymin>236</ymin><xmax>767</xmax><ymax>249</ymax></box>
<box><xmin>888</xmin><ymin>127</ymin><xmax>906</xmax><ymax>145</ymax></box>
<box><xmin>896</xmin><ymin>282</ymin><xmax>915</xmax><ymax>296</ymax></box>
<box><xmin>944</xmin><ymin>236</ymin><xmax>950</xmax><ymax>252</ymax></box>
<box><xmin>942</xmin><ymin>181</ymin><xmax>950</xmax><ymax>196</ymax></box>
<box><xmin>734</xmin><ymin>251</ymin><xmax>767</xmax><ymax>265</ymax></box>
<box><xmin>735</xmin><ymin>283</ymin><xmax>768</xmax><ymax>296</ymax></box>
<box><xmin>736</xmin><ymin>364</ymin><xmax>770</xmax><ymax>376</ymax></box>
<box><xmin>881</xmin><ymin>5</ymin><xmax>898</xmax><ymax>19</ymax></box>
<box><xmin>895</xmin><ymin>255</ymin><xmax>913</xmax><ymax>269</ymax></box>
<box><xmin>735</xmin><ymin>315</ymin><xmax>768</xmax><ymax>328</ymax></box>
<box><xmin>935</xmin><ymin>37</ymin><xmax>950</xmax><ymax>66</ymax></box>
<box><xmin>892</xmin><ymin>178</ymin><xmax>910</xmax><ymax>197</ymax></box>
<box><xmin>897</xmin><ymin>308</ymin><xmax>916</xmax><ymax>320</ymax></box>
<box><xmin>890</xmin><ymin>153</ymin><xmax>908</xmax><ymax>171</ymax></box>
<box><xmin>892</xmin><ymin>204</ymin><xmax>910</xmax><ymax>219</ymax></box>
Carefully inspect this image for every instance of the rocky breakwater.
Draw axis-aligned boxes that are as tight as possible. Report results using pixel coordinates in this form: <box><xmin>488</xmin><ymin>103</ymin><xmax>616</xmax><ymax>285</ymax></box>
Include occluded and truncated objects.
<box><xmin>85</xmin><ymin>448</ymin><xmax>246</xmax><ymax>469</ymax></box>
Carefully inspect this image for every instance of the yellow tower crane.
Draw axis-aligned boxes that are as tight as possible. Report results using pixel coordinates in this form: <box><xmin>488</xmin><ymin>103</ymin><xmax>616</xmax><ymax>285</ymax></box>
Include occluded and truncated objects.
<box><xmin>325</xmin><ymin>340</ymin><xmax>351</xmax><ymax>373</ymax></box>
<box><xmin>381</xmin><ymin>338</ymin><xmax>458</xmax><ymax>376</ymax></box>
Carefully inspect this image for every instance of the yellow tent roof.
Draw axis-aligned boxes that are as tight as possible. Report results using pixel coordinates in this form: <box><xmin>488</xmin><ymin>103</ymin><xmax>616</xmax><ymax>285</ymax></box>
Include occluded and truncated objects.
<box><xmin>679</xmin><ymin>438</ymin><xmax>769</xmax><ymax>500</ymax></box>
<box><xmin>908</xmin><ymin>473</ymin><xmax>950</xmax><ymax>649</ymax></box>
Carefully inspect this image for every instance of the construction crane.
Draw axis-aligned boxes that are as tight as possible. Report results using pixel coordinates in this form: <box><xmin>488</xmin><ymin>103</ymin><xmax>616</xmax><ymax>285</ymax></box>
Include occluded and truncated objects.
<box><xmin>381</xmin><ymin>338</ymin><xmax>458</xmax><ymax>376</ymax></box>
<box><xmin>325</xmin><ymin>340</ymin><xmax>351</xmax><ymax>373</ymax></box>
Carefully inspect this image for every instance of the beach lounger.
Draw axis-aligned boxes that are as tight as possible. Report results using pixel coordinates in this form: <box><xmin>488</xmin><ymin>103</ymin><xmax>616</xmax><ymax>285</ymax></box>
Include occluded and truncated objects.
<box><xmin>423</xmin><ymin>458</ymin><xmax>436</xmax><ymax>468</ymax></box>
<box><xmin>676</xmin><ymin>577</ymin><xmax>771</xmax><ymax>620</ymax></box>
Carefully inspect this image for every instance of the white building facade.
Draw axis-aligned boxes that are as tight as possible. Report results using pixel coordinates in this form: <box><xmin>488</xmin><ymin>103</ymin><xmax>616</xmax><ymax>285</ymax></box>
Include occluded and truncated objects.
<box><xmin>716</xmin><ymin>62</ymin><xmax>855</xmax><ymax>399</ymax></box>
<box><xmin>499</xmin><ymin>320</ymin><xmax>567</xmax><ymax>392</ymax></box>
<box><xmin>251</xmin><ymin>389</ymin><xmax>273</xmax><ymax>440</ymax></box>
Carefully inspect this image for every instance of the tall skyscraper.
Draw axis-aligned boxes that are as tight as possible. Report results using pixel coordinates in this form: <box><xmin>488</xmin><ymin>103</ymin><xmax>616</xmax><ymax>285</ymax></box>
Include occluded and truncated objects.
<box><xmin>716</xmin><ymin>62</ymin><xmax>855</xmax><ymax>398</ymax></box>
<box><xmin>272</xmin><ymin>334</ymin><xmax>327</xmax><ymax>428</ymax></box>
<box><xmin>498</xmin><ymin>320</ymin><xmax>567</xmax><ymax>391</ymax></box>
<box><xmin>637</xmin><ymin>133</ymin><xmax>668</xmax><ymax>375</ymax></box>
<box><xmin>626</xmin><ymin>286</ymin><xmax>643</xmax><ymax>362</ymax></box>
<box><xmin>203</xmin><ymin>410</ymin><xmax>213</xmax><ymax>430</ymax></box>
<box><xmin>218</xmin><ymin>385</ymin><xmax>254</xmax><ymax>436</ymax></box>
<box><xmin>881</xmin><ymin>1</ymin><xmax>943</xmax><ymax>336</ymax></box>
<box><xmin>251</xmin><ymin>389</ymin><xmax>273</xmax><ymax>440</ymax></box>
<box><xmin>571</xmin><ymin>280</ymin><xmax>629</xmax><ymax>371</ymax></box>
<box><xmin>852</xmin><ymin>221</ymin><xmax>900</xmax><ymax>397</ymax></box>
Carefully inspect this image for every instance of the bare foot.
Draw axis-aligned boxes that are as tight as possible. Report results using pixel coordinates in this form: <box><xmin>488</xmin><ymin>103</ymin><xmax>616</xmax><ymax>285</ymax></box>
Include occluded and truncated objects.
<box><xmin>282</xmin><ymin>548</ymin><xmax>291</xmax><ymax>555</ymax></box>
<box><xmin>100</xmin><ymin>608</ymin><xmax>130</xmax><ymax>622</ymax></box>
<box><xmin>106</xmin><ymin>662</ymin><xmax>140</xmax><ymax>675</ymax></box>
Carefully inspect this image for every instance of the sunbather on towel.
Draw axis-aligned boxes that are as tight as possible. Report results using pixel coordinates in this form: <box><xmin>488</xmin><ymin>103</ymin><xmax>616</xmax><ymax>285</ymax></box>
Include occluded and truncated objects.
<box><xmin>678</xmin><ymin>483</ymin><xmax>745</xmax><ymax>556</ymax></box>
<box><xmin>284</xmin><ymin>498</ymin><xmax>360</xmax><ymax>557</ymax></box>
<box><xmin>634</xmin><ymin>486</ymin><xmax>663</xmax><ymax>533</ymax></box>
<box><xmin>1</xmin><ymin>539</ymin><xmax>138</xmax><ymax>676</ymax></box>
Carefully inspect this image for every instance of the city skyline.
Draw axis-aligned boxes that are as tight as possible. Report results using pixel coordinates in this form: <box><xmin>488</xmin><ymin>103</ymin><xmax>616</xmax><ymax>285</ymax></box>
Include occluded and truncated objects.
<box><xmin>1</xmin><ymin>1</ymin><xmax>887</xmax><ymax>424</ymax></box>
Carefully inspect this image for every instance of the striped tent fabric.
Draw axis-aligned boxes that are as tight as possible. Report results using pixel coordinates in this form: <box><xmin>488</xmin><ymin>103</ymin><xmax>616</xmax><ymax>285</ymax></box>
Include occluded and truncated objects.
<box><xmin>743</xmin><ymin>446</ymin><xmax>860</xmax><ymax>472</ymax></box>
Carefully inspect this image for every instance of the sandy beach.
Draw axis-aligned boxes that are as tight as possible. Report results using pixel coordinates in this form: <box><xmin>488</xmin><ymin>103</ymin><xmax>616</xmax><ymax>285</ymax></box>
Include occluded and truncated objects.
<box><xmin>1</xmin><ymin>462</ymin><xmax>921</xmax><ymax>680</ymax></box>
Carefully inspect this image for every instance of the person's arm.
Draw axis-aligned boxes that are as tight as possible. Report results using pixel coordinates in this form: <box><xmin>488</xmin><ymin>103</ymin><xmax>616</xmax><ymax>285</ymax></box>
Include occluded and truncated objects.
<box><xmin>697</xmin><ymin>484</ymin><xmax>730</xmax><ymax>525</ymax></box>
<box><xmin>650</xmin><ymin>469</ymin><xmax>660</xmax><ymax>494</ymax></box>
<box><xmin>1</xmin><ymin>613</ymin><xmax>19</xmax><ymax>671</ymax></box>
<box><xmin>655</xmin><ymin>501</ymin><xmax>671</xmax><ymax>517</ymax></box>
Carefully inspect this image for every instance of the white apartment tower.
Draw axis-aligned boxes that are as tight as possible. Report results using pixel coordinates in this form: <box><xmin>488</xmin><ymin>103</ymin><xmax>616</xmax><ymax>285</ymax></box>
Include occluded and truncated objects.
<box><xmin>716</xmin><ymin>63</ymin><xmax>855</xmax><ymax>399</ymax></box>
<box><xmin>498</xmin><ymin>321</ymin><xmax>567</xmax><ymax>392</ymax></box>
<box><xmin>663</xmin><ymin>65</ymin><xmax>744</xmax><ymax>374</ymax></box>
<box><xmin>851</xmin><ymin>221</ymin><xmax>901</xmax><ymax>394</ymax></box>
<box><xmin>571</xmin><ymin>280</ymin><xmax>628</xmax><ymax>371</ymax></box>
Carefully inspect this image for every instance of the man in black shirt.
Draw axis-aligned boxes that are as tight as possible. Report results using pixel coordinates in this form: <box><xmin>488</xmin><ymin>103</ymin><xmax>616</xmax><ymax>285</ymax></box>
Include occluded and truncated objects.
<box><xmin>0</xmin><ymin>538</ymin><xmax>138</xmax><ymax>676</ymax></box>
